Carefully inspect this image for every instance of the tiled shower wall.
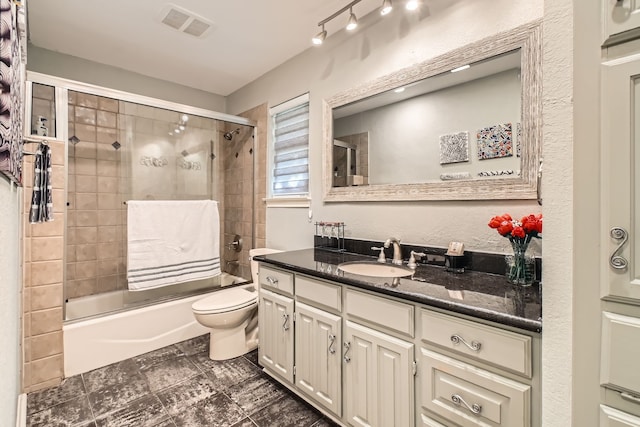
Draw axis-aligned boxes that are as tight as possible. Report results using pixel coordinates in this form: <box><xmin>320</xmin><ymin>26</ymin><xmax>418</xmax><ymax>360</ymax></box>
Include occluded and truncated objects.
<box><xmin>66</xmin><ymin>91</ymin><xmax>126</xmax><ymax>299</ymax></box>
<box><xmin>22</xmin><ymin>130</ymin><xmax>66</xmax><ymax>392</ymax></box>
<box><xmin>227</xmin><ymin>104</ymin><xmax>267</xmax><ymax>280</ymax></box>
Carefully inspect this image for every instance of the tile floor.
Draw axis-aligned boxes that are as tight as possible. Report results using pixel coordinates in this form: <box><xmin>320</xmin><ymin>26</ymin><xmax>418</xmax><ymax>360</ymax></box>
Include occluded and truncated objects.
<box><xmin>26</xmin><ymin>334</ymin><xmax>338</xmax><ymax>427</ymax></box>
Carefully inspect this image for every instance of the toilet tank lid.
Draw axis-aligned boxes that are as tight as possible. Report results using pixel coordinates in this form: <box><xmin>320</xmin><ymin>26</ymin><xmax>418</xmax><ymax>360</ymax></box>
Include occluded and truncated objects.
<box><xmin>192</xmin><ymin>287</ymin><xmax>256</xmax><ymax>312</ymax></box>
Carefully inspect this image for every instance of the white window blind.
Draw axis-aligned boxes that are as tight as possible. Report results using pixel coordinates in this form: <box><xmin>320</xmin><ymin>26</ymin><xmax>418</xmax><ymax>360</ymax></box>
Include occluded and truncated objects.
<box><xmin>271</xmin><ymin>97</ymin><xmax>309</xmax><ymax>196</ymax></box>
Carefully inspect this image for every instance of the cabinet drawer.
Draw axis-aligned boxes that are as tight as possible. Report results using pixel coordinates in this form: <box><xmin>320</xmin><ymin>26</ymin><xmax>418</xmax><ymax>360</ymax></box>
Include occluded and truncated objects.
<box><xmin>345</xmin><ymin>289</ymin><xmax>414</xmax><ymax>337</ymax></box>
<box><xmin>259</xmin><ymin>266</ymin><xmax>294</xmax><ymax>295</ymax></box>
<box><xmin>601</xmin><ymin>311</ymin><xmax>640</xmax><ymax>394</ymax></box>
<box><xmin>420</xmin><ymin>348</ymin><xmax>531</xmax><ymax>427</ymax></box>
<box><xmin>420</xmin><ymin>309</ymin><xmax>532</xmax><ymax>377</ymax></box>
<box><xmin>295</xmin><ymin>275</ymin><xmax>341</xmax><ymax>311</ymax></box>
<box><xmin>601</xmin><ymin>405</ymin><xmax>640</xmax><ymax>427</ymax></box>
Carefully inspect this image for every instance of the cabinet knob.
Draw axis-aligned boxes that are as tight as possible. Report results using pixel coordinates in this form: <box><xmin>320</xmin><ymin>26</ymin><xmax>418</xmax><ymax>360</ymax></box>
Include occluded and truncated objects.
<box><xmin>266</xmin><ymin>276</ymin><xmax>279</xmax><ymax>287</ymax></box>
<box><xmin>282</xmin><ymin>313</ymin><xmax>290</xmax><ymax>331</ymax></box>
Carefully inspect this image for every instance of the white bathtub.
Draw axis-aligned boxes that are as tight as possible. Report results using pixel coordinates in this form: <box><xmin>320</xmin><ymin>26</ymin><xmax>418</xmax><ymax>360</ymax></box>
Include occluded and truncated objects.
<box><xmin>63</xmin><ymin>273</ymin><xmax>247</xmax><ymax>376</ymax></box>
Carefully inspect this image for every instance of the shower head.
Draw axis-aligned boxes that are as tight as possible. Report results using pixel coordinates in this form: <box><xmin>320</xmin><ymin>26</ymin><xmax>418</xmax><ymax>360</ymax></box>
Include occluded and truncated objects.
<box><xmin>223</xmin><ymin>128</ymin><xmax>240</xmax><ymax>141</ymax></box>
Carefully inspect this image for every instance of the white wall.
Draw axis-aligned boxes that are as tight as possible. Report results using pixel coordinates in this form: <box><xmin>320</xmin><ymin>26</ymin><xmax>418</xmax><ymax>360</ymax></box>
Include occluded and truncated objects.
<box><xmin>0</xmin><ymin>177</ymin><xmax>22</xmax><ymax>425</ymax></box>
<box><xmin>27</xmin><ymin>44</ymin><xmax>226</xmax><ymax>112</ymax></box>
<box><xmin>228</xmin><ymin>0</ymin><xmax>544</xmax><ymax>254</ymax></box>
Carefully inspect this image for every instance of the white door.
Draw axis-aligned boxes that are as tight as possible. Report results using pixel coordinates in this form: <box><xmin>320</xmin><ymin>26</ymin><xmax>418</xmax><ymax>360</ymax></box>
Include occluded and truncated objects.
<box><xmin>343</xmin><ymin>320</ymin><xmax>414</xmax><ymax>427</ymax></box>
<box><xmin>601</xmin><ymin>54</ymin><xmax>640</xmax><ymax>301</ymax></box>
<box><xmin>258</xmin><ymin>288</ymin><xmax>294</xmax><ymax>383</ymax></box>
<box><xmin>295</xmin><ymin>302</ymin><xmax>342</xmax><ymax>416</ymax></box>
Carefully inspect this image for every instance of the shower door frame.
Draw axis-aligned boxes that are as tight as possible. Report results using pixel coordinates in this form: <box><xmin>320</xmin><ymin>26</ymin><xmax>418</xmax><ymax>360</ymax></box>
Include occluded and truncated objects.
<box><xmin>24</xmin><ymin>71</ymin><xmax>257</xmax><ymax>321</ymax></box>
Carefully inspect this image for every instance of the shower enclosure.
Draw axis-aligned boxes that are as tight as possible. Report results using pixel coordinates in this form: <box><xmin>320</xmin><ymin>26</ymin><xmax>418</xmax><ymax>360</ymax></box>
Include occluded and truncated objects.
<box><xmin>26</xmin><ymin>74</ymin><xmax>257</xmax><ymax>321</ymax></box>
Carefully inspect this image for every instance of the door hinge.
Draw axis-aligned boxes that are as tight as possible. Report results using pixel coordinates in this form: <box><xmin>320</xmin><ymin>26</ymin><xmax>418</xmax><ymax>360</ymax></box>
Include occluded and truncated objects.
<box><xmin>412</xmin><ymin>360</ymin><xmax>417</xmax><ymax>376</ymax></box>
<box><xmin>293</xmin><ymin>365</ymin><xmax>296</xmax><ymax>376</ymax></box>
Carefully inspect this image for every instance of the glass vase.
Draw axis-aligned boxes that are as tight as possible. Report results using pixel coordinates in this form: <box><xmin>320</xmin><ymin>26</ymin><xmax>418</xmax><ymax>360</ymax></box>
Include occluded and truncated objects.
<box><xmin>505</xmin><ymin>243</ymin><xmax>535</xmax><ymax>286</ymax></box>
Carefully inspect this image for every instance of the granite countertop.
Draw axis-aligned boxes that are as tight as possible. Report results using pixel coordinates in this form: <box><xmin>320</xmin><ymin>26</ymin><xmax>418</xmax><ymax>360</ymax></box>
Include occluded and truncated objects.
<box><xmin>254</xmin><ymin>248</ymin><xmax>542</xmax><ymax>333</ymax></box>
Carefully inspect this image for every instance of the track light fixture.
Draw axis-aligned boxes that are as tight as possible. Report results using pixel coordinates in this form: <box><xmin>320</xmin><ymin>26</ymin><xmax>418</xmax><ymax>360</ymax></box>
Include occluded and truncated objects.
<box><xmin>312</xmin><ymin>24</ymin><xmax>327</xmax><ymax>45</ymax></box>
<box><xmin>346</xmin><ymin>7</ymin><xmax>358</xmax><ymax>31</ymax></box>
<box><xmin>380</xmin><ymin>0</ymin><xmax>393</xmax><ymax>16</ymax></box>
<box><xmin>406</xmin><ymin>0</ymin><xmax>419</xmax><ymax>11</ymax></box>
<box><xmin>311</xmin><ymin>0</ymin><xmax>418</xmax><ymax>46</ymax></box>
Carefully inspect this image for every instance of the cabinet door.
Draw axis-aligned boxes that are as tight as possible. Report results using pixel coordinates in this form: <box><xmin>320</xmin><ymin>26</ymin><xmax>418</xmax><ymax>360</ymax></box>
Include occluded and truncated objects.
<box><xmin>604</xmin><ymin>0</ymin><xmax>640</xmax><ymax>44</ymax></box>
<box><xmin>258</xmin><ymin>288</ymin><xmax>294</xmax><ymax>383</ymax></box>
<box><xmin>295</xmin><ymin>302</ymin><xmax>342</xmax><ymax>416</ymax></box>
<box><xmin>343</xmin><ymin>320</ymin><xmax>414</xmax><ymax>427</ymax></box>
<box><xmin>602</xmin><ymin>55</ymin><xmax>640</xmax><ymax>301</ymax></box>
<box><xmin>601</xmin><ymin>311</ymin><xmax>640</xmax><ymax>395</ymax></box>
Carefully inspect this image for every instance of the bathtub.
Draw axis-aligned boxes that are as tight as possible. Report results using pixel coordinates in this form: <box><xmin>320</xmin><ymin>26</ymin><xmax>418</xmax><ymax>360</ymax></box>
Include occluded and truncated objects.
<box><xmin>63</xmin><ymin>273</ymin><xmax>247</xmax><ymax>376</ymax></box>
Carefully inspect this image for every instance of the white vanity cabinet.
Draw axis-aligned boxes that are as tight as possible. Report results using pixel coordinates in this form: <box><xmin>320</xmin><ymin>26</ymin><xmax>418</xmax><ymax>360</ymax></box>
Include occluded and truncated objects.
<box><xmin>343</xmin><ymin>320</ymin><xmax>414</xmax><ymax>427</ymax></box>
<box><xmin>256</xmin><ymin>263</ymin><xmax>540</xmax><ymax>427</ymax></box>
<box><xmin>258</xmin><ymin>266</ymin><xmax>295</xmax><ymax>384</ymax></box>
<box><xmin>295</xmin><ymin>301</ymin><xmax>342</xmax><ymax>415</ymax></box>
<box><xmin>343</xmin><ymin>289</ymin><xmax>415</xmax><ymax>427</ymax></box>
<box><xmin>416</xmin><ymin>309</ymin><xmax>534</xmax><ymax>427</ymax></box>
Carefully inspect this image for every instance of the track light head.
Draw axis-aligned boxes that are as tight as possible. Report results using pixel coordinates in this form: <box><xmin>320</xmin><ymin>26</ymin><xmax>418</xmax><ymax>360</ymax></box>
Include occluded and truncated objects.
<box><xmin>346</xmin><ymin>8</ymin><xmax>358</xmax><ymax>31</ymax></box>
<box><xmin>312</xmin><ymin>25</ymin><xmax>327</xmax><ymax>45</ymax></box>
<box><xmin>380</xmin><ymin>0</ymin><xmax>393</xmax><ymax>16</ymax></box>
<box><xmin>406</xmin><ymin>0</ymin><xmax>419</xmax><ymax>11</ymax></box>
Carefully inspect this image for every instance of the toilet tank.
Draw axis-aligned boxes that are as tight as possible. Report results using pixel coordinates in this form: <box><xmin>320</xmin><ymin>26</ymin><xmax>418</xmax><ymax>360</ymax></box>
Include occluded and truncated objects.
<box><xmin>249</xmin><ymin>248</ymin><xmax>282</xmax><ymax>285</ymax></box>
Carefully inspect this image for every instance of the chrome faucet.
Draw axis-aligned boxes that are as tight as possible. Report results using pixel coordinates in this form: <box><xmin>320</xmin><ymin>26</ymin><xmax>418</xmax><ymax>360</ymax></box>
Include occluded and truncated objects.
<box><xmin>384</xmin><ymin>237</ymin><xmax>403</xmax><ymax>265</ymax></box>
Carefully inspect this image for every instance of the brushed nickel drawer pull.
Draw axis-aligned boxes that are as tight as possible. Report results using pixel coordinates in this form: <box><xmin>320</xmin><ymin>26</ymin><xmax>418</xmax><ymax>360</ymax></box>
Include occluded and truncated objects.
<box><xmin>610</xmin><ymin>227</ymin><xmax>629</xmax><ymax>270</ymax></box>
<box><xmin>621</xmin><ymin>392</ymin><xmax>640</xmax><ymax>405</ymax></box>
<box><xmin>282</xmin><ymin>313</ymin><xmax>290</xmax><ymax>331</ymax></box>
<box><xmin>451</xmin><ymin>394</ymin><xmax>482</xmax><ymax>415</ymax></box>
<box><xmin>266</xmin><ymin>276</ymin><xmax>279</xmax><ymax>287</ymax></box>
<box><xmin>451</xmin><ymin>334</ymin><xmax>482</xmax><ymax>351</ymax></box>
<box><xmin>328</xmin><ymin>334</ymin><xmax>336</xmax><ymax>354</ymax></box>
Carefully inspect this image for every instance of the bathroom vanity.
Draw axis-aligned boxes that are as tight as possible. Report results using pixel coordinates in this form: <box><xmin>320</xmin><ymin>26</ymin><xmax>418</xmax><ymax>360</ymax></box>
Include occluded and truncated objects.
<box><xmin>255</xmin><ymin>249</ymin><xmax>541</xmax><ymax>427</ymax></box>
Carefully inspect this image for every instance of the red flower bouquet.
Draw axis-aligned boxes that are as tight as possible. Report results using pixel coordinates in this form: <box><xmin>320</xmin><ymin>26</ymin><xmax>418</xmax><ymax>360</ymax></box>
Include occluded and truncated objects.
<box><xmin>489</xmin><ymin>213</ymin><xmax>542</xmax><ymax>285</ymax></box>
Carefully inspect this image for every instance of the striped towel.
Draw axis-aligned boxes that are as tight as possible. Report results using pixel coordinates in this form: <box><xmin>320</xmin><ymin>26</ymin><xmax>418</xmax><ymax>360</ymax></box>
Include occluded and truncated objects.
<box><xmin>29</xmin><ymin>142</ymin><xmax>53</xmax><ymax>223</ymax></box>
<box><xmin>126</xmin><ymin>200</ymin><xmax>221</xmax><ymax>291</ymax></box>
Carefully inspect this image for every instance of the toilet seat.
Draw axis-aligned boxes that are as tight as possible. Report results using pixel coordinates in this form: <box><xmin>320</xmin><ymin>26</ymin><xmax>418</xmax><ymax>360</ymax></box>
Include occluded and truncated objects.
<box><xmin>192</xmin><ymin>287</ymin><xmax>256</xmax><ymax>314</ymax></box>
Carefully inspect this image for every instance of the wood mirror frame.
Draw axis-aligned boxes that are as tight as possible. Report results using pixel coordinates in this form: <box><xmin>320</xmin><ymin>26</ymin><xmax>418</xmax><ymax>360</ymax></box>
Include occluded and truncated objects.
<box><xmin>322</xmin><ymin>21</ymin><xmax>542</xmax><ymax>202</ymax></box>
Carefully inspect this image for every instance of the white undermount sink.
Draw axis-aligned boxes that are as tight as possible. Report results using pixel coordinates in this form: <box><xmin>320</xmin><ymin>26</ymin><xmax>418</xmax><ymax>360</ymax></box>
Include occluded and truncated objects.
<box><xmin>337</xmin><ymin>261</ymin><xmax>414</xmax><ymax>278</ymax></box>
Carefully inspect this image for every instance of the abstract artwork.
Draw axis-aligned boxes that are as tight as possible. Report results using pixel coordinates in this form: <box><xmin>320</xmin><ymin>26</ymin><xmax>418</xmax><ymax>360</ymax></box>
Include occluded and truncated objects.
<box><xmin>0</xmin><ymin>0</ymin><xmax>25</xmax><ymax>184</ymax></box>
<box><xmin>476</xmin><ymin>123</ymin><xmax>513</xmax><ymax>160</ymax></box>
<box><xmin>439</xmin><ymin>131</ymin><xmax>469</xmax><ymax>164</ymax></box>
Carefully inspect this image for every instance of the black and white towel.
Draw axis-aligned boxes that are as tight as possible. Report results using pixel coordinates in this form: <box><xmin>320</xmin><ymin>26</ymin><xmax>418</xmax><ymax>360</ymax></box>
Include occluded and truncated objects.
<box><xmin>28</xmin><ymin>142</ymin><xmax>53</xmax><ymax>223</ymax></box>
<box><xmin>126</xmin><ymin>200</ymin><xmax>221</xmax><ymax>291</ymax></box>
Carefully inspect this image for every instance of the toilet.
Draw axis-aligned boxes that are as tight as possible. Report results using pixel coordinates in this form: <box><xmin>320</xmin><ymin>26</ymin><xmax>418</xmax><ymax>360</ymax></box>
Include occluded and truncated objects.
<box><xmin>191</xmin><ymin>247</ymin><xmax>281</xmax><ymax>360</ymax></box>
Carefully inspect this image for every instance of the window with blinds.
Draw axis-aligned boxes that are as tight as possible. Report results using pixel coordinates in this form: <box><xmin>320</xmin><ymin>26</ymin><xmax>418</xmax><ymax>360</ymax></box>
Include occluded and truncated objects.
<box><xmin>271</xmin><ymin>97</ymin><xmax>309</xmax><ymax>196</ymax></box>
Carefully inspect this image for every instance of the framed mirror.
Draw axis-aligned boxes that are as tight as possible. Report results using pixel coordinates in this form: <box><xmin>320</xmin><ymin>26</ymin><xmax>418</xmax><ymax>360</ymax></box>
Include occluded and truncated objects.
<box><xmin>323</xmin><ymin>21</ymin><xmax>541</xmax><ymax>202</ymax></box>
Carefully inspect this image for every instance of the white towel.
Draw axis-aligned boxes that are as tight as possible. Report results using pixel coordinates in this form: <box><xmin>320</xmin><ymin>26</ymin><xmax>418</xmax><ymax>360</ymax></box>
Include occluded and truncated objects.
<box><xmin>127</xmin><ymin>200</ymin><xmax>221</xmax><ymax>291</ymax></box>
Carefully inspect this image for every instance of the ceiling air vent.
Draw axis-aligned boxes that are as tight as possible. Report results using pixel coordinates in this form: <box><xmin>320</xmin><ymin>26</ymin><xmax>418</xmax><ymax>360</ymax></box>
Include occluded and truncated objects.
<box><xmin>158</xmin><ymin>4</ymin><xmax>215</xmax><ymax>38</ymax></box>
